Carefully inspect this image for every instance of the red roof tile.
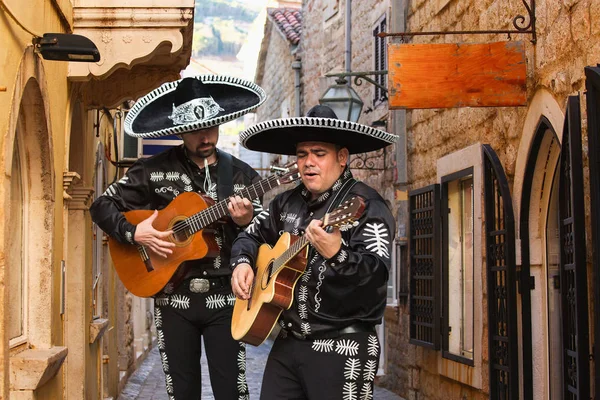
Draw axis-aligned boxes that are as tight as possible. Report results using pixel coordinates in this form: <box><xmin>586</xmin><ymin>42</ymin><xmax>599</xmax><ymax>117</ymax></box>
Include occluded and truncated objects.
<box><xmin>268</xmin><ymin>8</ymin><xmax>302</xmax><ymax>45</ymax></box>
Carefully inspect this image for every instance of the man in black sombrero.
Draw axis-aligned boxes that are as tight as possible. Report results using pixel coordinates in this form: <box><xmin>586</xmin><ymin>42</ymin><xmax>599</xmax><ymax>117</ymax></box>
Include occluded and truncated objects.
<box><xmin>90</xmin><ymin>75</ymin><xmax>267</xmax><ymax>399</ymax></box>
<box><xmin>230</xmin><ymin>105</ymin><xmax>397</xmax><ymax>400</ymax></box>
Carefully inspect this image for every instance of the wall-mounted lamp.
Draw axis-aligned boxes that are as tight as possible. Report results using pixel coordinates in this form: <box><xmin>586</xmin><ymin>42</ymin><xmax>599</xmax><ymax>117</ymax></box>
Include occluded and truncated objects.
<box><xmin>319</xmin><ymin>71</ymin><xmax>388</xmax><ymax>122</ymax></box>
<box><xmin>32</xmin><ymin>33</ymin><xmax>100</xmax><ymax>62</ymax></box>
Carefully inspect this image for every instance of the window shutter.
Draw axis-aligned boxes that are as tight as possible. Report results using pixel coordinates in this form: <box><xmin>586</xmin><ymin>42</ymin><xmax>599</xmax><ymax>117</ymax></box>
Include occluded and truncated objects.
<box><xmin>409</xmin><ymin>184</ymin><xmax>441</xmax><ymax>349</ymax></box>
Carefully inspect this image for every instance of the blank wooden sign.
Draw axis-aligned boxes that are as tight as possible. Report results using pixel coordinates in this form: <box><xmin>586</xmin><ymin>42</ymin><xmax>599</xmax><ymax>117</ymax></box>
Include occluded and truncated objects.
<box><xmin>388</xmin><ymin>41</ymin><xmax>527</xmax><ymax>109</ymax></box>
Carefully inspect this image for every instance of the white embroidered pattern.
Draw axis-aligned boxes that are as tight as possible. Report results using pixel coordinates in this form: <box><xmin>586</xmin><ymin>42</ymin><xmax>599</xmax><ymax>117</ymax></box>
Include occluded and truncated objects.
<box><xmin>213</xmin><ymin>256</ymin><xmax>222</xmax><ymax>269</ymax></box>
<box><xmin>367</xmin><ymin>335</ymin><xmax>379</xmax><ymax>357</ymax></box>
<box><xmin>160</xmin><ymin>351</ymin><xmax>169</xmax><ymax>372</ymax></box>
<box><xmin>298</xmin><ymin>285</ymin><xmax>308</xmax><ymax>302</ymax></box>
<box><xmin>252</xmin><ymin>199</ymin><xmax>264</xmax><ymax>213</ymax></box>
<box><xmin>234</xmin><ymin>184</ymin><xmax>246</xmax><ymax>192</ymax></box>
<box><xmin>155</xmin><ymin>296</ymin><xmax>169</xmax><ymax>306</ymax></box>
<box><xmin>181</xmin><ymin>173</ymin><xmax>191</xmax><ymax>185</ymax></box>
<box><xmin>102</xmin><ymin>184</ymin><xmax>117</xmax><ymax>197</ymax></box>
<box><xmin>309</xmin><ymin>253</ymin><xmax>319</xmax><ymax>265</ymax></box>
<box><xmin>118</xmin><ymin>176</ymin><xmax>129</xmax><ymax>184</ymax></box>
<box><xmin>165</xmin><ymin>374</ymin><xmax>174</xmax><ymax>394</ymax></box>
<box><xmin>184</xmin><ymin>184</ymin><xmax>194</xmax><ymax>192</ymax></box>
<box><xmin>360</xmin><ymin>382</ymin><xmax>374</xmax><ymax>400</ymax></box>
<box><xmin>157</xmin><ymin>330</ymin><xmax>165</xmax><ymax>350</ymax></box>
<box><xmin>237</xmin><ymin>344</ymin><xmax>247</xmax><ymax>370</ymax></box>
<box><xmin>332</xmin><ymin>179</ymin><xmax>343</xmax><ymax>191</ymax></box>
<box><xmin>363</xmin><ymin>223</ymin><xmax>390</xmax><ymax>258</ymax></box>
<box><xmin>246</xmin><ymin>210</ymin><xmax>269</xmax><ymax>234</ymax></box>
<box><xmin>344</xmin><ymin>358</ymin><xmax>362</xmax><ymax>380</ymax></box>
<box><xmin>206</xmin><ymin>294</ymin><xmax>227</xmax><ymax>309</ymax></box>
<box><xmin>313</xmin><ymin>262</ymin><xmax>327</xmax><ymax>312</ymax></box>
<box><xmin>336</xmin><ymin>250</ymin><xmax>349</xmax><ymax>263</ymax></box>
<box><xmin>300</xmin><ymin>322</ymin><xmax>311</xmax><ymax>335</ymax></box>
<box><xmin>154</xmin><ymin>307</ymin><xmax>162</xmax><ymax>328</ymax></box>
<box><xmin>343</xmin><ymin>381</ymin><xmax>358</xmax><ymax>400</ymax></box>
<box><xmin>317</xmin><ymin>191</ymin><xmax>330</xmax><ymax>202</ymax></box>
<box><xmin>236</xmin><ymin>257</ymin><xmax>251</xmax><ymax>265</ymax></box>
<box><xmin>170</xmin><ymin>294</ymin><xmax>190</xmax><ymax>309</ymax></box>
<box><xmin>155</xmin><ymin>186</ymin><xmax>180</xmax><ymax>197</ymax></box>
<box><xmin>312</xmin><ymin>339</ymin><xmax>335</xmax><ymax>352</ymax></box>
<box><xmin>150</xmin><ymin>172</ymin><xmax>165</xmax><ymax>181</ymax></box>
<box><xmin>298</xmin><ymin>303</ymin><xmax>308</xmax><ymax>320</ymax></box>
<box><xmin>363</xmin><ymin>360</ymin><xmax>377</xmax><ymax>381</ymax></box>
<box><xmin>205</xmin><ymin>182</ymin><xmax>217</xmax><ymax>200</ymax></box>
<box><xmin>165</xmin><ymin>171</ymin><xmax>180</xmax><ymax>181</ymax></box>
<box><xmin>237</xmin><ymin>374</ymin><xmax>248</xmax><ymax>394</ymax></box>
<box><xmin>339</xmin><ymin>221</ymin><xmax>360</xmax><ymax>231</ymax></box>
<box><xmin>227</xmin><ymin>293</ymin><xmax>237</xmax><ymax>306</ymax></box>
<box><xmin>280</xmin><ymin>212</ymin><xmax>298</xmax><ymax>223</ymax></box>
<box><xmin>336</xmin><ymin>339</ymin><xmax>360</xmax><ymax>356</ymax></box>
<box><xmin>302</xmin><ymin>267</ymin><xmax>312</xmax><ymax>282</ymax></box>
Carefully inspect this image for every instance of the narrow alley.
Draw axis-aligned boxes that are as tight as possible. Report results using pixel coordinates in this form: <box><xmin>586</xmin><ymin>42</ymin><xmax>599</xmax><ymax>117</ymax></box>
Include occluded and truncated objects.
<box><xmin>118</xmin><ymin>340</ymin><xmax>405</xmax><ymax>399</ymax></box>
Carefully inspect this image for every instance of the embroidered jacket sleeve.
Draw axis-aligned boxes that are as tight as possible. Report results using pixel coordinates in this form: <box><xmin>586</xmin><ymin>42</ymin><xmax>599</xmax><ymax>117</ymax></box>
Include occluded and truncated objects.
<box><xmin>89</xmin><ymin>160</ymin><xmax>151</xmax><ymax>245</ymax></box>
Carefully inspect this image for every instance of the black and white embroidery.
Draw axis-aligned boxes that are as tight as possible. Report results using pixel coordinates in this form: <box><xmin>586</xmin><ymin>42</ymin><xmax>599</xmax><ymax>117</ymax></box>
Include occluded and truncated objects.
<box><xmin>317</xmin><ymin>191</ymin><xmax>330</xmax><ymax>203</ymax></box>
<box><xmin>184</xmin><ymin>184</ymin><xmax>193</xmax><ymax>192</ymax></box>
<box><xmin>150</xmin><ymin>172</ymin><xmax>165</xmax><ymax>182</ymax></box>
<box><xmin>332</xmin><ymin>179</ymin><xmax>343</xmax><ymax>191</ymax></box>
<box><xmin>237</xmin><ymin>374</ymin><xmax>248</xmax><ymax>394</ymax></box>
<box><xmin>227</xmin><ymin>293</ymin><xmax>236</xmax><ymax>306</ymax></box>
<box><xmin>246</xmin><ymin>210</ymin><xmax>269</xmax><ymax>234</ymax></box>
<box><xmin>300</xmin><ymin>322</ymin><xmax>311</xmax><ymax>335</ymax></box>
<box><xmin>102</xmin><ymin>184</ymin><xmax>117</xmax><ymax>197</ymax></box>
<box><xmin>313</xmin><ymin>262</ymin><xmax>327</xmax><ymax>312</ymax></box>
<box><xmin>298</xmin><ymin>303</ymin><xmax>308</xmax><ymax>320</ymax></box>
<box><xmin>213</xmin><ymin>256</ymin><xmax>222</xmax><ymax>269</ymax></box>
<box><xmin>154</xmin><ymin>307</ymin><xmax>162</xmax><ymax>328</ymax></box>
<box><xmin>155</xmin><ymin>186</ymin><xmax>180</xmax><ymax>197</ymax></box>
<box><xmin>363</xmin><ymin>360</ymin><xmax>377</xmax><ymax>381</ymax></box>
<box><xmin>125</xmin><ymin>231</ymin><xmax>134</xmax><ymax>244</ymax></box>
<box><xmin>235</xmin><ymin>256</ymin><xmax>251</xmax><ymax>266</ymax></box>
<box><xmin>298</xmin><ymin>285</ymin><xmax>308</xmax><ymax>302</ymax></box>
<box><xmin>336</xmin><ymin>250</ymin><xmax>349</xmax><ymax>263</ymax></box>
<box><xmin>360</xmin><ymin>382</ymin><xmax>374</xmax><ymax>400</ymax></box>
<box><xmin>252</xmin><ymin>199</ymin><xmax>264</xmax><ymax>213</ymax></box>
<box><xmin>206</xmin><ymin>294</ymin><xmax>227</xmax><ymax>309</ymax></box>
<box><xmin>165</xmin><ymin>171</ymin><xmax>180</xmax><ymax>181</ymax></box>
<box><xmin>165</xmin><ymin>373</ymin><xmax>174</xmax><ymax>394</ymax></box>
<box><xmin>205</xmin><ymin>182</ymin><xmax>217</xmax><ymax>200</ymax></box>
<box><xmin>181</xmin><ymin>173</ymin><xmax>191</xmax><ymax>185</ymax></box>
<box><xmin>157</xmin><ymin>330</ymin><xmax>166</xmax><ymax>350</ymax></box>
<box><xmin>169</xmin><ymin>96</ymin><xmax>224</xmax><ymax>125</ymax></box>
<box><xmin>237</xmin><ymin>344</ymin><xmax>246</xmax><ymax>370</ymax></box>
<box><xmin>280</xmin><ymin>212</ymin><xmax>298</xmax><ymax>224</ymax></box>
<box><xmin>344</xmin><ymin>358</ymin><xmax>361</xmax><ymax>380</ymax></box>
<box><xmin>301</xmin><ymin>267</ymin><xmax>312</xmax><ymax>282</ymax></box>
<box><xmin>367</xmin><ymin>335</ymin><xmax>379</xmax><ymax>356</ymax></box>
<box><xmin>339</xmin><ymin>221</ymin><xmax>359</xmax><ymax>232</ymax></box>
<box><xmin>336</xmin><ymin>339</ymin><xmax>360</xmax><ymax>356</ymax></box>
<box><xmin>155</xmin><ymin>296</ymin><xmax>170</xmax><ymax>306</ymax></box>
<box><xmin>309</xmin><ymin>253</ymin><xmax>319</xmax><ymax>265</ymax></box>
<box><xmin>342</xmin><ymin>381</ymin><xmax>358</xmax><ymax>400</ymax></box>
<box><xmin>118</xmin><ymin>176</ymin><xmax>128</xmax><ymax>185</ymax></box>
<box><xmin>312</xmin><ymin>339</ymin><xmax>335</xmax><ymax>352</ymax></box>
<box><xmin>363</xmin><ymin>223</ymin><xmax>390</xmax><ymax>258</ymax></box>
<box><xmin>160</xmin><ymin>351</ymin><xmax>169</xmax><ymax>372</ymax></box>
<box><xmin>170</xmin><ymin>294</ymin><xmax>190</xmax><ymax>309</ymax></box>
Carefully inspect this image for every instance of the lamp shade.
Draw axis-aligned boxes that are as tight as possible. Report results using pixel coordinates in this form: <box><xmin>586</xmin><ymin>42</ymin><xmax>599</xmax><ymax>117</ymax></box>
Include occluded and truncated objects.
<box><xmin>319</xmin><ymin>80</ymin><xmax>364</xmax><ymax>122</ymax></box>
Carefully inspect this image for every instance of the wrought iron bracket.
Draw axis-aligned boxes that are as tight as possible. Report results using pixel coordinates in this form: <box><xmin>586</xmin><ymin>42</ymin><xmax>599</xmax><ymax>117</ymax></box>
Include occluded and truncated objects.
<box><xmin>379</xmin><ymin>0</ymin><xmax>536</xmax><ymax>44</ymax></box>
<box><xmin>348</xmin><ymin>147</ymin><xmax>387</xmax><ymax>171</ymax></box>
<box><xmin>325</xmin><ymin>71</ymin><xmax>388</xmax><ymax>94</ymax></box>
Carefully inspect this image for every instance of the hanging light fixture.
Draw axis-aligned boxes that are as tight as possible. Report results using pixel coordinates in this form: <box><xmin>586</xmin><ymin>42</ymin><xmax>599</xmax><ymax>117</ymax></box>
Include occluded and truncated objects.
<box><xmin>318</xmin><ymin>77</ymin><xmax>364</xmax><ymax>122</ymax></box>
<box><xmin>33</xmin><ymin>33</ymin><xmax>100</xmax><ymax>62</ymax></box>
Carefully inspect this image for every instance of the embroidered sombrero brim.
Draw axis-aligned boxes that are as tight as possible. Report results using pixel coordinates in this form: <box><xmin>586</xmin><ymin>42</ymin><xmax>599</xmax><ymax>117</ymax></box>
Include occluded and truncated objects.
<box><xmin>124</xmin><ymin>75</ymin><xmax>266</xmax><ymax>138</ymax></box>
<box><xmin>240</xmin><ymin>117</ymin><xmax>398</xmax><ymax>155</ymax></box>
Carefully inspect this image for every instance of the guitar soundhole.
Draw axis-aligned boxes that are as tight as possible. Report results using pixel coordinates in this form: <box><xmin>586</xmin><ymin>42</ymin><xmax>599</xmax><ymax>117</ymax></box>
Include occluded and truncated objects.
<box><xmin>261</xmin><ymin>261</ymin><xmax>274</xmax><ymax>290</ymax></box>
<box><xmin>171</xmin><ymin>221</ymin><xmax>190</xmax><ymax>243</ymax></box>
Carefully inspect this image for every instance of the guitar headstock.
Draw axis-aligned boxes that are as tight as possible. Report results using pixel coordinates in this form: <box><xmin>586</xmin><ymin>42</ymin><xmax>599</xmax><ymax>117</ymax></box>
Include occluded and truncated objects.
<box><xmin>270</xmin><ymin>162</ymin><xmax>300</xmax><ymax>184</ymax></box>
<box><xmin>323</xmin><ymin>196</ymin><xmax>366</xmax><ymax>228</ymax></box>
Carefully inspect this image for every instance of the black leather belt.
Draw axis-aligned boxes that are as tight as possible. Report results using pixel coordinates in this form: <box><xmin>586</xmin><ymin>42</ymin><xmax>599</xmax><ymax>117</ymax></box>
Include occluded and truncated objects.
<box><xmin>186</xmin><ymin>276</ymin><xmax>230</xmax><ymax>293</ymax></box>
<box><xmin>287</xmin><ymin>323</ymin><xmax>375</xmax><ymax>341</ymax></box>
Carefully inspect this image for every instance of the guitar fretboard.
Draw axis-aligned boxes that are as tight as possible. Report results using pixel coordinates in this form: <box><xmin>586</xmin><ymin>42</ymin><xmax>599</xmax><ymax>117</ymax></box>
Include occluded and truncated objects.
<box><xmin>183</xmin><ymin>174</ymin><xmax>291</xmax><ymax>234</ymax></box>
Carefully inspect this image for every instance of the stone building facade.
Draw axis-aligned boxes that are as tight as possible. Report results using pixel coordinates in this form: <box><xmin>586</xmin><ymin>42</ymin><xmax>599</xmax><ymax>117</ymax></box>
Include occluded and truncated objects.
<box><xmin>380</xmin><ymin>1</ymin><xmax>600</xmax><ymax>400</ymax></box>
<box><xmin>0</xmin><ymin>1</ymin><xmax>193</xmax><ymax>398</ymax></box>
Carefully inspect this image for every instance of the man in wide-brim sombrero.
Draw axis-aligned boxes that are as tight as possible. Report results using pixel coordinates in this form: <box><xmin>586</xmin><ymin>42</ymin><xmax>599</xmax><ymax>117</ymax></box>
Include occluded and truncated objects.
<box><xmin>230</xmin><ymin>105</ymin><xmax>398</xmax><ymax>399</ymax></box>
<box><xmin>91</xmin><ymin>75</ymin><xmax>267</xmax><ymax>399</ymax></box>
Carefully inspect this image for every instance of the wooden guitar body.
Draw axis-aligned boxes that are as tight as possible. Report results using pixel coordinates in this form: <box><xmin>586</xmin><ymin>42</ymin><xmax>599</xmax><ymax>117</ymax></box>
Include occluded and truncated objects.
<box><xmin>231</xmin><ymin>232</ymin><xmax>308</xmax><ymax>346</ymax></box>
<box><xmin>108</xmin><ymin>192</ymin><xmax>219</xmax><ymax>298</ymax></box>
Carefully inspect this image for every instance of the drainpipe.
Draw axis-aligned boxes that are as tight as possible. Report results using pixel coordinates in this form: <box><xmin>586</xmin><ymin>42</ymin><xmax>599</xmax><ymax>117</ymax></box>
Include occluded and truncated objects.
<box><xmin>345</xmin><ymin>0</ymin><xmax>352</xmax><ymax>84</ymax></box>
<box><xmin>292</xmin><ymin>60</ymin><xmax>302</xmax><ymax>117</ymax></box>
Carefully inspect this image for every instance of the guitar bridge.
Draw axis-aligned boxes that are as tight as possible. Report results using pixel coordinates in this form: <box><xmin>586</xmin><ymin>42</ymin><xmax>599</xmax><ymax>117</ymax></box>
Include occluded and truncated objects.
<box><xmin>137</xmin><ymin>246</ymin><xmax>154</xmax><ymax>272</ymax></box>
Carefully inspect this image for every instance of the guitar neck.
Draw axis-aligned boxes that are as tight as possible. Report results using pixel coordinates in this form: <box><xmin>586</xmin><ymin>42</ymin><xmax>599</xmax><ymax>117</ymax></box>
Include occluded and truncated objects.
<box><xmin>184</xmin><ymin>174</ymin><xmax>286</xmax><ymax>234</ymax></box>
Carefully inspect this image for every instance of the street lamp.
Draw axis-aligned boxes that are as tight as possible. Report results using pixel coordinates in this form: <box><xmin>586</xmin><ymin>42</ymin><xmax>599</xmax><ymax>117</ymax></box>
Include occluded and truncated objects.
<box><xmin>319</xmin><ymin>76</ymin><xmax>364</xmax><ymax>122</ymax></box>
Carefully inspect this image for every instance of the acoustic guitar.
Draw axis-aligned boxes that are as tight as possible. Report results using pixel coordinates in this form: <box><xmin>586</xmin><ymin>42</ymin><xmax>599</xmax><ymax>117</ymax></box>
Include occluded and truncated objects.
<box><xmin>231</xmin><ymin>196</ymin><xmax>365</xmax><ymax>346</ymax></box>
<box><xmin>108</xmin><ymin>163</ymin><xmax>300</xmax><ymax>298</ymax></box>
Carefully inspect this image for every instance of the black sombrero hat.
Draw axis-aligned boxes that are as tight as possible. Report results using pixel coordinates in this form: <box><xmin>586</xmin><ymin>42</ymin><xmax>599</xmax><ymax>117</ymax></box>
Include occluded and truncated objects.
<box><xmin>124</xmin><ymin>75</ymin><xmax>266</xmax><ymax>138</ymax></box>
<box><xmin>240</xmin><ymin>105</ymin><xmax>398</xmax><ymax>155</ymax></box>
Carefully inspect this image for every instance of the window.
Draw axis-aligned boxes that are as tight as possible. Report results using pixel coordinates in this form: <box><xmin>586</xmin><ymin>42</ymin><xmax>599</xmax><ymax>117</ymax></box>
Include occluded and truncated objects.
<box><xmin>8</xmin><ymin>133</ymin><xmax>26</xmax><ymax>344</ymax></box>
<box><xmin>373</xmin><ymin>15</ymin><xmax>387</xmax><ymax>106</ymax></box>
<box><xmin>442</xmin><ymin>168</ymin><xmax>474</xmax><ymax>364</ymax></box>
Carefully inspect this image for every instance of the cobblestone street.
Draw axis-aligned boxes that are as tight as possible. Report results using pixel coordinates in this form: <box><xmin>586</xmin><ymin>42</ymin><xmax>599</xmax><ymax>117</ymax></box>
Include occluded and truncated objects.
<box><xmin>118</xmin><ymin>340</ymin><xmax>404</xmax><ymax>400</ymax></box>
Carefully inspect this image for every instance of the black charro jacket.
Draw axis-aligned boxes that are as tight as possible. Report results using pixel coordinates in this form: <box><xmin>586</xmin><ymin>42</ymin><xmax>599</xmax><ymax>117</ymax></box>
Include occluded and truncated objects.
<box><xmin>230</xmin><ymin>168</ymin><xmax>395</xmax><ymax>335</ymax></box>
<box><xmin>90</xmin><ymin>145</ymin><xmax>262</xmax><ymax>281</ymax></box>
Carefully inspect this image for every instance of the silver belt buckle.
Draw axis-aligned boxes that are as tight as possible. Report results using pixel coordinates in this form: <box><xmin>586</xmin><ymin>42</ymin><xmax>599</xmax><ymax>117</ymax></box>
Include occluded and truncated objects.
<box><xmin>189</xmin><ymin>278</ymin><xmax>210</xmax><ymax>293</ymax></box>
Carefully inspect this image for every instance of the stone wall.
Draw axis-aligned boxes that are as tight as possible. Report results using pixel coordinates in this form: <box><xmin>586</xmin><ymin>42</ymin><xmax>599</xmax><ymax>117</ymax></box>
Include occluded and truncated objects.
<box><xmin>384</xmin><ymin>1</ymin><xmax>600</xmax><ymax>399</ymax></box>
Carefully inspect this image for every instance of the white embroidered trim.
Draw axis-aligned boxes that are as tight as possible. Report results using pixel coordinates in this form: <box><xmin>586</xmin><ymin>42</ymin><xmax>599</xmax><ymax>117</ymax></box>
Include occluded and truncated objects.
<box><xmin>336</xmin><ymin>339</ymin><xmax>360</xmax><ymax>356</ymax></box>
<box><xmin>363</xmin><ymin>223</ymin><xmax>390</xmax><ymax>258</ymax></box>
<box><xmin>169</xmin><ymin>97</ymin><xmax>224</xmax><ymax>126</ymax></box>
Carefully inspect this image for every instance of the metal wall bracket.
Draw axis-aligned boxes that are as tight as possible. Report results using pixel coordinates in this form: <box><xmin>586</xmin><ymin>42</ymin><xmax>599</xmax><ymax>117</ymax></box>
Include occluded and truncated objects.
<box><xmin>325</xmin><ymin>71</ymin><xmax>388</xmax><ymax>94</ymax></box>
<box><xmin>379</xmin><ymin>0</ymin><xmax>536</xmax><ymax>44</ymax></box>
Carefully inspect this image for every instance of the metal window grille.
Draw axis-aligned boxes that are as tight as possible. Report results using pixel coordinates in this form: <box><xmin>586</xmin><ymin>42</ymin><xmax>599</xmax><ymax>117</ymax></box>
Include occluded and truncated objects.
<box><xmin>373</xmin><ymin>16</ymin><xmax>387</xmax><ymax>106</ymax></box>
